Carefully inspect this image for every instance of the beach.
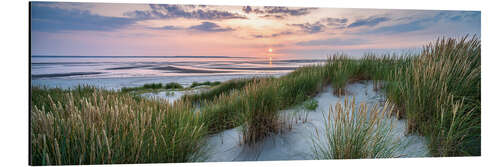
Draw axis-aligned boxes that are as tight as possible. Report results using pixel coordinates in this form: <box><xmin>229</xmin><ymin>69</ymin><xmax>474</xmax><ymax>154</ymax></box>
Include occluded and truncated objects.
<box><xmin>31</xmin><ymin>55</ymin><xmax>324</xmax><ymax>89</ymax></box>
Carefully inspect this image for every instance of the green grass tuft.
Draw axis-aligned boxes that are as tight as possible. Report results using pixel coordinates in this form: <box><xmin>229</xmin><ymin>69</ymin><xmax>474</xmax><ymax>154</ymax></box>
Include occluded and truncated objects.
<box><xmin>164</xmin><ymin>82</ymin><xmax>183</xmax><ymax>89</ymax></box>
<box><xmin>312</xmin><ymin>97</ymin><xmax>406</xmax><ymax>159</ymax></box>
<box><xmin>143</xmin><ymin>83</ymin><xmax>163</xmax><ymax>89</ymax></box>
<box><xmin>183</xmin><ymin>78</ymin><xmax>260</xmax><ymax>103</ymax></box>
<box><xmin>303</xmin><ymin>99</ymin><xmax>319</xmax><ymax>110</ymax></box>
<box><xmin>190</xmin><ymin>81</ymin><xmax>221</xmax><ymax>88</ymax></box>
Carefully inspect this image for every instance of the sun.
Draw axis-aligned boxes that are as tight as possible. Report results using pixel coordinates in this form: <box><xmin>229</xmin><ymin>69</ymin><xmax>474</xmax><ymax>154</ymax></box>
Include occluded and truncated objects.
<box><xmin>268</xmin><ymin>48</ymin><xmax>273</xmax><ymax>53</ymax></box>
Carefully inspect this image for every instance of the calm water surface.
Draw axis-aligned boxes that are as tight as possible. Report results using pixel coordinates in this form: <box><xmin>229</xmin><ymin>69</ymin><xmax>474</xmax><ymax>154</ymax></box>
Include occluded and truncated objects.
<box><xmin>31</xmin><ymin>55</ymin><xmax>325</xmax><ymax>89</ymax></box>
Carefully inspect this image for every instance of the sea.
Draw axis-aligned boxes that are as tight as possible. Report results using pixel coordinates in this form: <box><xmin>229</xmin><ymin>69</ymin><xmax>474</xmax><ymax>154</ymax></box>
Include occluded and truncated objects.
<box><xmin>31</xmin><ymin>55</ymin><xmax>326</xmax><ymax>90</ymax></box>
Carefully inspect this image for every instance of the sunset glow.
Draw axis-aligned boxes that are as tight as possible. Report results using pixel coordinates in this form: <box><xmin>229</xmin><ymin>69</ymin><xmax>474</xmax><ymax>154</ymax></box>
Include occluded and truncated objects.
<box><xmin>30</xmin><ymin>2</ymin><xmax>480</xmax><ymax>59</ymax></box>
<box><xmin>29</xmin><ymin>2</ymin><xmax>483</xmax><ymax>164</ymax></box>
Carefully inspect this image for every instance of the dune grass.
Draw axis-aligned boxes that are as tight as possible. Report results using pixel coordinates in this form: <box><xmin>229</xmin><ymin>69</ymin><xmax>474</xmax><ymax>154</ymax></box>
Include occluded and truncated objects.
<box><xmin>324</xmin><ymin>56</ymin><xmax>358</xmax><ymax>96</ymax></box>
<box><xmin>182</xmin><ymin>78</ymin><xmax>261</xmax><ymax>103</ymax></box>
<box><xmin>30</xmin><ymin>36</ymin><xmax>480</xmax><ymax>165</ymax></box>
<box><xmin>121</xmin><ymin>82</ymin><xmax>184</xmax><ymax>92</ymax></box>
<box><xmin>30</xmin><ymin>86</ymin><xmax>207</xmax><ymax>165</ymax></box>
<box><xmin>312</xmin><ymin>98</ymin><xmax>406</xmax><ymax>159</ymax></box>
<box><xmin>382</xmin><ymin>36</ymin><xmax>481</xmax><ymax>156</ymax></box>
<box><xmin>238</xmin><ymin>79</ymin><xmax>283</xmax><ymax>144</ymax></box>
<box><xmin>164</xmin><ymin>82</ymin><xmax>183</xmax><ymax>89</ymax></box>
<box><xmin>190</xmin><ymin>81</ymin><xmax>221</xmax><ymax>88</ymax></box>
<box><xmin>195</xmin><ymin>65</ymin><xmax>327</xmax><ymax>142</ymax></box>
<box><xmin>143</xmin><ymin>83</ymin><xmax>163</xmax><ymax>89</ymax></box>
<box><xmin>275</xmin><ymin>64</ymin><xmax>327</xmax><ymax>109</ymax></box>
<box><xmin>316</xmin><ymin>36</ymin><xmax>481</xmax><ymax>156</ymax></box>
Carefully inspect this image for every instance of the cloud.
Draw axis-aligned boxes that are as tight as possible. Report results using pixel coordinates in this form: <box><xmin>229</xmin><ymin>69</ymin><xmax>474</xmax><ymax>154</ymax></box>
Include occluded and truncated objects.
<box><xmin>368</xmin><ymin>20</ymin><xmax>425</xmax><ymax>34</ymax></box>
<box><xmin>296</xmin><ymin>38</ymin><xmax>368</xmax><ymax>46</ymax></box>
<box><xmin>322</xmin><ymin>17</ymin><xmax>348</xmax><ymax>26</ymax></box>
<box><xmin>242</xmin><ymin>6</ymin><xmax>265</xmax><ymax>14</ymax></box>
<box><xmin>242</xmin><ymin>6</ymin><xmax>316</xmax><ymax>19</ymax></box>
<box><xmin>31</xmin><ymin>3</ymin><xmax>135</xmax><ymax>32</ymax></box>
<box><xmin>252</xmin><ymin>31</ymin><xmax>293</xmax><ymax>38</ymax></box>
<box><xmin>148</xmin><ymin>22</ymin><xmax>234</xmax><ymax>33</ymax></box>
<box><xmin>439</xmin><ymin>11</ymin><xmax>480</xmax><ymax>23</ymax></box>
<box><xmin>188</xmin><ymin>22</ymin><xmax>233</xmax><ymax>32</ymax></box>
<box><xmin>448</xmin><ymin>11</ymin><xmax>480</xmax><ymax>22</ymax></box>
<box><xmin>126</xmin><ymin>4</ymin><xmax>246</xmax><ymax>20</ymax></box>
<box><xmin>263</xmin><ymin>6</ymin><xmax>316</xmax><ymax>16</ymax></box>
<box><xmin>261</xmin><ymin>14</ymin><xmax>286</xmax><ymax>19</ymax></box>
<box><xmin>148</xmin><ymin>22</ymin><xmax>234</xmax><ymax>32</ymax></box>
<box><xmin>242</xmin><ymin>6</ymin><xmax>254</xmax><ymax>14</ymax></box>
<box><xmin>287</xmin><ymin>17</ymin><xmax>348</xmax><ymax>34</ymax></box>
<box><xmin>347</xmin><ymin>16</ymin><xmax>390</xmax><ymax>28</ymax></box>
<box><xmin>364</xmin><ymin>11</ymin><xmax>480</xmax><ymax>34</ymax></box>
<box><xmin>291</xmin><ymin>22</ymin><xmax>325</xmax><ymax>34</ymax></box>
<box><xmin>150</xmin><ymin>25</ymin><xmax>183</xmax><ymax>30</ymax></box>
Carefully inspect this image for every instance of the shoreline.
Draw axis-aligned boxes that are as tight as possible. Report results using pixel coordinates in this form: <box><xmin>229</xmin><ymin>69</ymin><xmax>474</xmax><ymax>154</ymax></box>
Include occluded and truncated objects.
<box><xmin>30</xmin><ymin>73</ymin><xmax>284</xmax><ymax>90</ymax></box>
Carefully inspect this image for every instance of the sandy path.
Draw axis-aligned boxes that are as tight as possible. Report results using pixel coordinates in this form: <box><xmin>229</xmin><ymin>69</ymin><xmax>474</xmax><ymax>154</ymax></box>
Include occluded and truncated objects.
<box><xmin>205</xmin><ymin>81</ymin><xmax>429</xmax><ymax>162</ymax></box>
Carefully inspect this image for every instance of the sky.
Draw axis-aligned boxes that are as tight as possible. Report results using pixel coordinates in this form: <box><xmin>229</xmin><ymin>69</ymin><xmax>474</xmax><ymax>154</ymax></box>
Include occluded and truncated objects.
<box><xmin>30</xmin><ymin>2</ymin><xmax>480</xmax><ymax>59</ymax></box>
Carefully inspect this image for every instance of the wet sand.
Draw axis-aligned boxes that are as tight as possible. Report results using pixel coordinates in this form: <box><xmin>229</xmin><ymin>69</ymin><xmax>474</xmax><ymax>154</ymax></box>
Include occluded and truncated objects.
<box><xmin>153</xmin><ymin>66</ymin><xmax>233</xmax><ymax>73</ymax></box>
<box><xmin>31</xmin><ymin>72</ymin><xmax>104</xmax><ymax>79</ymax></box>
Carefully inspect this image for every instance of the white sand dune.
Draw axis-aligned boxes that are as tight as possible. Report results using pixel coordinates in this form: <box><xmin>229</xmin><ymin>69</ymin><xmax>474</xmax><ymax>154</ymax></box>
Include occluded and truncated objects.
<box><xmin>205</xmin><ymin>81</ymin><xmax>429</xmax><ymax>161</ymax></box>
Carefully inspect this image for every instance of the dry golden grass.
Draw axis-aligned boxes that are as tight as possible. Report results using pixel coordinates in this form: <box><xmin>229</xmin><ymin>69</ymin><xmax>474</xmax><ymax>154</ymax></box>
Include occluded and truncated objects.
<box><xmin>31</xmin><ymin>88</ymin><xmax>207</xmax><ymax>165</ymax></box>
<box><xmin>385</xmin><ymin>36</ymin><xmax>481</xmax><ymax>156</ymax></box>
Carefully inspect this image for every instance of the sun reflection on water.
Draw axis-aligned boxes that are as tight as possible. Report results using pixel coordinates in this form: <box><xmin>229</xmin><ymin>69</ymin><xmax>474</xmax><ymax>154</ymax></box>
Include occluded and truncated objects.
<box><xmin>268</xmin><ymin>54</ymin><xmax>272</xmax><ymax>66</ymax></box>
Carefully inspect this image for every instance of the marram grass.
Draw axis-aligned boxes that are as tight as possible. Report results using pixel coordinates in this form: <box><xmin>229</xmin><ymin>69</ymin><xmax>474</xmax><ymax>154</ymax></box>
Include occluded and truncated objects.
<box><xmin>383</xmin><ymin>35</ymin><xmax>481</xmax><ymax>156</ymax></box>
<box><xmin>312</xmin><ymin>97</ymin><xmax>406</xmax><ymax>159</ymax></box>
<box><xmin>239</xmin><ymin>79</ymin><xmax>283</xmax><ymax>144</ymax></box>
<box><xmin>182</xmin><ymin>77</ymin><xmax>261</xmax><ymax>103</ymax></box>
<box><xmin>30</xmin><ymin>36</ymin><xmax>481</xmax><ymax>165</ymax></box>
<box><xmin>30</xmin><ymin>87</ymin><xmax>207</xmax><ymax>165</ymax></box>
